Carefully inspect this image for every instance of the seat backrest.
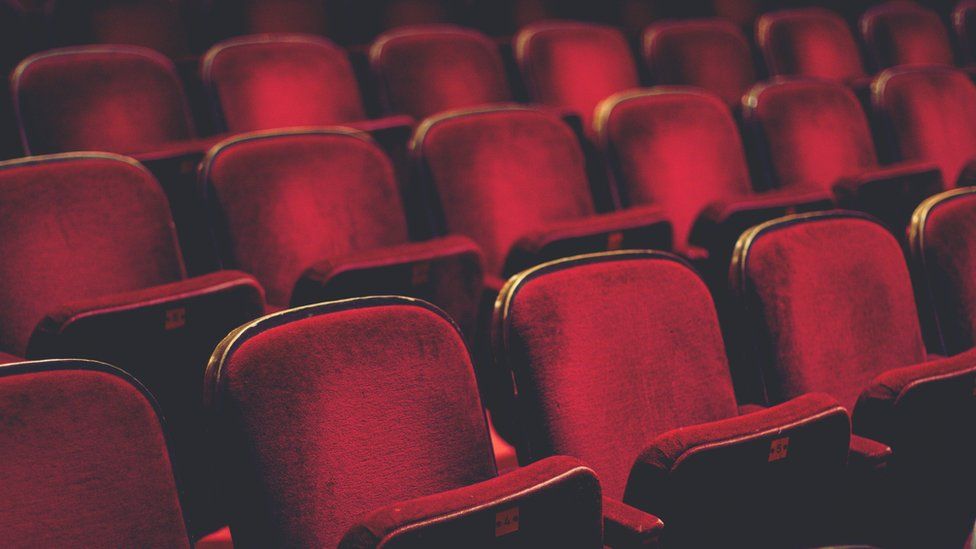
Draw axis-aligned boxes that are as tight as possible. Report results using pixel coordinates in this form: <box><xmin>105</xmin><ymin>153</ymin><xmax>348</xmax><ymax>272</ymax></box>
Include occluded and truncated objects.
<box><xmin>12</xmin><ymin>46</ymin><xmax>195</xmax><ymax>155</ymax></box>
<box><xmin>206</xmin><ymin>297</ymin><xmax>496</xmax><ymax>548</ymax></box>
<box><xmin>202</xmin><ymin>34</ymin><xmax>366</xmax><ymax>133</ymax></box>
<box><xmin>370</xmin><ymin>25</ymin><xmax>510</xmax><ymax>120</ymax></box>
<box><xmin>757</xmin><ymin>8</ymin><xmax>866</xmax><ymax>82</ymax></box>
<box><xmin>412</xmin><ymin>106</ymin><xmax>595</xmax><ymax>274</ymax></box>
<box><xmin>596</xmin><ymin>88</ymin><xmax>754</xmax><ymax>247</ymax></box>
<box><xmin>953</xmin><ymin>0</ymin><xmax>976</xmax><ymax>63</ymax></box>
<box><xmin>515</xmin><ymin>21</ymin><xmax>639</xmax><ymax>130</ymax></box>
<box><xmin>0</xmin><ymin>154</ymin><xmax>185</xmax><ymax>356</ymax></box>
<box><xmin>745</xmin><ymin>78</ymin><xmax>878</xmax><ymax>192</ymax></box>
<box><xmin>201</xmin><ymin>129</ymin><xmax>409</xmax><ymax>307</ymax></box>
<box><xmin>873</xmin><ymin>66</ymin><xmax>976</xmax><ymax>187</ymax></box>
<box><xmin>732</xmin><ymin>212</ymin><xmax>928</xmax><ymax>410</ymax></box>
<box><xmin>238</xmin><ymin>0</ymin><xmax>332</xmax><ymax>35</ymax></box>
<box><xmin>494</xmin><ymin>251</ymin><xmax>739</xmax><ymax>498</ymax></box>
<box><xmin>860</xmin><ymin>1</ymin><xmax>954</xmax><ymax>70</ymax></box>
<box><xmin>0</xmin><ymin>359</ymin><xmax>190</xmax><ymax>547</ymax></box>
<box><xmin>910</xmin><ymin>188</ymin><xmax>976</xmax><ymax>354</ymax></box>
<box><xmin>642</xmin><ymin>19</ymin><xmax>756</xmax><ymax>107</ymax></box>
<box><xmin>58</xmin><ymin>0</ymin><xmax>193</xmax><ymax>58</ymax></box>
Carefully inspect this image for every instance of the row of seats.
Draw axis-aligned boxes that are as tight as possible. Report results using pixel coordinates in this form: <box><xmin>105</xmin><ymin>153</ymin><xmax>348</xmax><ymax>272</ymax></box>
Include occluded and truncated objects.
<box><xmin>4</xmin><ymin>205</ymin><xmax>976</xmax><ymax>546</ymax></box>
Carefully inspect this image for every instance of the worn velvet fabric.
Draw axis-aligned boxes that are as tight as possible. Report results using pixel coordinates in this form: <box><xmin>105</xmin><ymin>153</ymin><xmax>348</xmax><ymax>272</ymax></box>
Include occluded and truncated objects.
<box><xmin>874</xmin><ymin>66</ymin><xmax>976</xmax><ymax>187</ymax></box>
<box><xmin>13</xmin><ymin>46</ymin><xmax>195</xmax><ymax>155</ymax></box>
<box><xmin>515</xmin><ymin>22</ymin><xmax>638</xmax><ymax>131</ymax></box>
<box><xmin>860</xmin><ymin>1</ymin><xmax>954</xmax><ymax>70</ymax></box>
<box><xmin>0</xmin><ymin>361</ymin><xmax>190</xmax><ymax>548</ymax></box>
<box><xmin>757</xmin><ymin>8</ymin><xmax>867</xmax><ymax>83</ymax></box>
<box><xmin>371</xmin><ymin>25</ymin><xmax>511</xmax><ymax>120</ymax></box>
<box><xmin>202</xmin><ymin>35</ymin><xmax>367</xmax><ymax>133</ymax></box>
<box><xmin>641</xmin><ymin>20</ymin><xmax>756</xmax><ymax>108</ymax></box>
<box><xmin>209</xmin><ymin>302</ymin><xmax>498</xmax><ymax>548</ymax></box>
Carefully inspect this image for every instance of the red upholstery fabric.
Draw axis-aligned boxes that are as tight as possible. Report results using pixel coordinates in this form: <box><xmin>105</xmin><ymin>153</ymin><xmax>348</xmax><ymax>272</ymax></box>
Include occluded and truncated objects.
<box><xmin>59</xmin><ymin>0</ymin><xmax>193</xmax><ymax>58</ymax></box>
<box><xmin>0</xmin><ymin>360</ymin><xmax>189</xmax><ymax>547</ymax></box>
<box><xmin>860</xmin><ymin>1</ymin><xmax>954</xmax><ymax>70</ymax></box>
<box><xmin>202</xmin><ymin>34</ymin><xmax>367</xmax><ymax>133</ymax></box>
<box><xmin>757</xmin><ymin>8</ymin><xmax>867</xmax><ymax>83</ymax></box>
<box><xmin>953</xmin><ymin>0</ymin><xmax>976</xmax><ymax>64</ymax></box>
<box><xmin>515</xmin><ymin>22</ymin><xmax>639</xmax><ymax>131</ymax></box>
<box><xmin>641</xmin><ymin>19</ymin><xmax>756</xmax><ymax>107</ymax></box>
<box><xmin>207</xmin><ymin>299</ymin><xmax>498</xmax><ymax>548</ymax></box>
<box><xmin>0</xmin><ymin>154</ymin><xmax>184</xmax><ymax>356</ymax></box>
<box><xmin>202</xmin><ymin>129</ymin><xmax>409</xmax><ymax>307</ymax></box>
<box><xmin>734</xmin><ymin>213</ymin><xmax>927</xmax><ymax>411</ymax></box>
<box><xmin>873</xmin><ymin>66</ymin><xmax>976</xmax><ymax>187</ymax></box>
<box><xmin>0</xmin><ymin>352</ymin><xmax>21</xmax><ymax>364</ymax></box>
<box><xmin>370</xmin><ymin>25</ymin><xmax>510</xmax><ymax>120</ymax></box>
<box><xmin>12</xmin><ymin>46</ymin><xmax>195</xmax><ymax>155</ymax></box>
<box><xmin>237</xmin><ymin>0</ymin><xmax>332</xmax><ymax>35</ymax></box>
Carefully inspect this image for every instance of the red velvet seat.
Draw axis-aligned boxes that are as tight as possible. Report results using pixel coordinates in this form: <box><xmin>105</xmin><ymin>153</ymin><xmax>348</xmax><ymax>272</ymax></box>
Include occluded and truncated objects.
<box><xmin>873</xmin><ymin>65</ymin><xmax>976</xmax><ymax>188</ymax></box>
<box><xmin>492</xmin><ymin>250</ymin><xmax>852</xmax><ymax>547</ymax></box>
<box><xmin>200</xmin><ymin>128</ymin><xmax>483</xmax><ymax>334</ymax></box>
<box><xmin>744</xmin><ymin>78</ymin><xmax>943</xmax><ymax>230</ymax></box>
<box><xmin>205</xmin><ymin>297</ymin><xmax>662</xmax><ymax>548</ymax></box>
<box><xmin>732</xmin><ymin>211</ymin><xmax>976</xmax><ymax>546</ymax></box>
<box><xmin>641</xmin><ymin>19</ymin><xmax>757</xmax><ymax>108</ymax></box>
<box><xmin>859</xmin><ymin>1</ymin><xmax>954</xmax><ymax>71</ymax></box>
<box><xmin>954</xmin><ymin>0</ymin><xmax>976</xmax><ymax>64</ymax></box>
<box><xmin>514</xmin><ymin>22</ymin><xmax>639</xmax><ymax>132</ymax></box>
<box><xmin>0</xmin><ymin>153</ymin><xmax>266</xmax><ymax>536</ymax></box>
<box><xmin>757</xmin><ymin>8</ymin><xmax>868</xmax><ymax>85</ymax></box>
<box><xmin>0</xmin><ymin>359</ymin><xmax>191</xmax><ymax>547</ymax></box>
<box><xmin>370</xmin><ymin>25</ymin><xmax>510</xmax><ymax>120</ymax></box>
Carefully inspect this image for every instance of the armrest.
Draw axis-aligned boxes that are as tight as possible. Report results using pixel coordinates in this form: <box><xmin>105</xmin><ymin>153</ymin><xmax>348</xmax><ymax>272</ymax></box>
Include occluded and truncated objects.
<box><xmin>848</xmin><ymin>434</ymin><xmax>892</xmax><ymax>472</ymax></box>
<box><xmin>603</xmin><ymin>497</ymin><xmax>664</xmax><ymax>548</ymax></box>
<box><xmin>344</xmin><ymin>114</ymin><xmax>415</xmax><ymax>134</ymax></box>
<box><xmin>130</xmin><ymin>135</ymin><xmax>230</xmax><ymax>163</ymax></box>
<box><xmin>338</xmin><ymin>456</ymin><xmax>603</xmax><ymax>549</ymax></box>
<box><xmin>503</xmin><ymin>206</ymin><xmax>672</xmax><ymax>275</ymax></box>
<box><xmin>737</xmin><ymin>403</ymin><xmax>767</xmax><ymax>415</ymax></box>
<box><xmin>832</xmin><ymin>162</ymin><xmax>945</xmax><ymax>229</ymax></box>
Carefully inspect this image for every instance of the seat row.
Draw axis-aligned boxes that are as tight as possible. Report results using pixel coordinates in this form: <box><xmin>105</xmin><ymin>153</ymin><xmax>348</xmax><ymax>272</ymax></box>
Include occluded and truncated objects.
<box><xmin>3</xmin><ymin>207</ymin><xmax>976</xmax><ymax>546</ymax></box>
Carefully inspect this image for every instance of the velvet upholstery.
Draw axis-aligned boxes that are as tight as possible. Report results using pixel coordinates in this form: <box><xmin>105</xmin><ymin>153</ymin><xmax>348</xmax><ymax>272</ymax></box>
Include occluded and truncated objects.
<box><xmin>202</xmin><ymin>34</ymin><xmax>367</xmax><ymax>133</ymax></box>
<box><xmin>0</xmin><ymin>360</ymin><xmax>190</xmax><ymax>547</ymax></box>
<box><xmin>493</xmin><ymin>251</ymin><xmax>851</xmax><ymax>547</ymax></box>
<box><xmin>206</xmin><ymin>297</ymin><xmax>622</xmax><ymax>548</ymax></box>
<box><xmin>873</xmin><ymin>66</ymin><xmax>976</xmax><ymax>187</ymax></box>
<box><xmin>12</xmin><ymin>45</ymin><xmax>195</xmax><ymax>155</ymax></box>
<box><xmin>413</xmin><ymin>106</ymin><xmax>670</xmax><ymax>276</ymax></box>
<box><xmin>757</xmin><ymin>8</ymin><xmax>867</xmax><ymax>83</ymax></box>
<box><xmin>641</xmin><ymin>19</ymin><xmax>756</xmax><ymax>107</ymax></box>
<box><xmin>515</xmin><ymin>22</ymin><xmax>639</xmax><ymax>131</ymax></box>
<box><xmin>860</xmin><ymin>1</ymin><xmax>954</xmax><ymax>70</ymax></box>
<box><xmin>370</xmin><ymin>25</ymin><xmax>511</xmax><ymax>120</ymax></box>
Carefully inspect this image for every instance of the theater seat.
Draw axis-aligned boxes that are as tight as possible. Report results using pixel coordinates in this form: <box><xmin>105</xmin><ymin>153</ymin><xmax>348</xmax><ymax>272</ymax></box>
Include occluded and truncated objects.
<box><xmin>873</xmin><ymin>65</ymin><xmax>976</xmax><ymax>188</ymax></box>
<box><xmin>53</xmin><ymin>0</ymin><xmax>195</xmax><ymax>59</ymax></box>
<box><xmin>0</xmin><ymin>153</ymin><xmax>266</xmax><ymax>536</ymax></box>
<box><xmin>370</xmin><ymin>25</ymin><xmax>511</xmax><ymax>120</ymax></box>
<box><xmin>209</xmin><ymin>0</ymin><xmax>334</xmax><ymax>36</ymax></box>
<box><xmin>642</xmin><ymin>19</ymin><xmax>757</xmax><ymax>108</ymax></box>
<box><xmin>732</xmin><ymin>211</ymin><xmax>976</xmax><ymax>547</ymax></box>
<box><xmin>492</xmin><ymin>250</ymin><xmax>852</xmax><ymax>547</ymax></box>
<box><xmin>745</xmin><ymin>78</ymin><xmax>944</xmax><ymax>230</ymax></box>
<box><xmin>595</xmin><ymin>88</ymin><xmax>830</xmax><ymax>275</ymax></box>
<box><xmin>860</xmin><ymin>1</ymin><xmax>954</xmax><ymax>70</ymax></box>
<box><xmin>200</xmin><ymin>128</ymin><xmax>483</xmax><ymax>334</ymax></box>
<box><xmin>514</xmin><ymin>21</ymin><xmax>639</xmax><ymax>132</ymax></box>
<box><xmin>205</xmin><ymin>297</ymin><xmax>662</xmax><ymax>548</ymax></box>
<box><xmin>0</xmin><ymin>359</ymin><xmax>190</xmax><ymax>547</ymax></box>
<box><xmin>757</xmin><ymin>8</ymin><xmax>869</xmax><ymax>85</ymax></box>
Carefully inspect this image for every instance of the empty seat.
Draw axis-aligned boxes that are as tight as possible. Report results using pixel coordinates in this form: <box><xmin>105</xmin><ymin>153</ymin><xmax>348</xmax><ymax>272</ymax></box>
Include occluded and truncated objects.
<box><xmin>732</xmin><ymin>211</ymin><xmax>976</xmax><ymax>546</ymax></box>
<box><xmin>910</xmin><ymin>187</ymin><xmax>976</xmax><ymax>355</ymax></box>
<box><xmin>53</xmin><ymin>0</ymin><xmax>195</xmax><ymax>58</ymax></box>
<box><xmin>757</xmin><ymin>8</ymin><xmax>868</xmax><ymax>84</ymax></box>
<box><xmin>370</xmin><ymin>25</ymin><xmax>510</xmax><ymax>120</ymax></box>
<box><xmin>205</xmin><ymin>297</ymin><xmax>662</xmax><ymax>548</ymax></box>
<box><xmin>860</xmin><ymin>1</ymin><xmax>954</xmax><ymax>70</ymax></box>
<box><xmin>492</xmin><ymin>250</ymin><xmax>851</xmax><ymax>546</ymax></box>
<box><xmin>873</xmin><ymin>65</ymin><xmax>976</xmax><ymax>188</ymax></box>
<box><xmin>642</xmin><ymin>19</ymin><xmax>757</xmax><ymax>108</ymax></box>
<box><xmin>514</xmin><ymin>22</ymin><xmax>639</xmax><ymax>131</ymax></box>
<box><xmin>745</xmin><ymin>78</ymin><xmax>943</xmax><ymax>229</ymax></box>
<box><xmin>0</xmin><ymin>153</ymin><xmax>265</xmax><ymax>534</ymax></box>
<box><xmin>953</xmin><ymin>0</ymin><xmax>976</xmax><ymax>64</ymax></box>
<box><xmin>0</xmin><ymin>359</ymin><xmax>190</xmax><ymax>547</ymax></box>
<box><xmin>412</xmin><ymin>106</ymin><xmax>671</xmax><ymax>279</ymax></box>
<box><xmin>200</xmin><ymin>128</ymin><xmax>482</xmax><ymax>334</ymax></box>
